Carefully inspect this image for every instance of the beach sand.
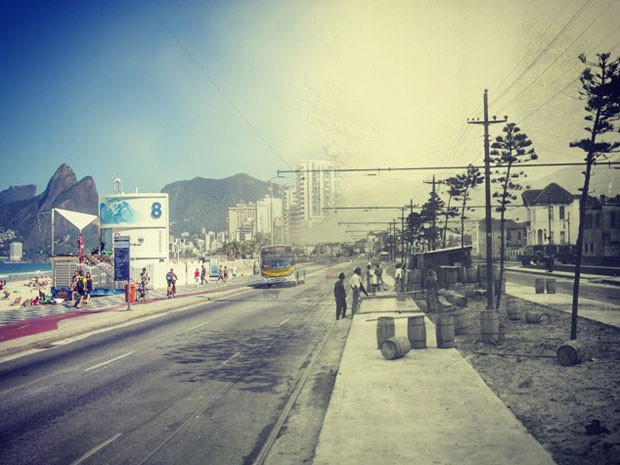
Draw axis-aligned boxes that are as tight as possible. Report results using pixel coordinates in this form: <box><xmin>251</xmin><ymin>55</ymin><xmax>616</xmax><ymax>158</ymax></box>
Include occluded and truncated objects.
<box><xmin>0</xmin><ymin>277</ymin><xmax>55</xmax><ymax>313</ymax></box>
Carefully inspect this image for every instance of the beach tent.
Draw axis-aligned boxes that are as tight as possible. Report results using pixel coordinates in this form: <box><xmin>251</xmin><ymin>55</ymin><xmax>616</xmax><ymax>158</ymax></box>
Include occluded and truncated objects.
<box><xmin>51</xmin><ymin>208</ymin><xmax>99</xmax><ymax>259</ymax></box>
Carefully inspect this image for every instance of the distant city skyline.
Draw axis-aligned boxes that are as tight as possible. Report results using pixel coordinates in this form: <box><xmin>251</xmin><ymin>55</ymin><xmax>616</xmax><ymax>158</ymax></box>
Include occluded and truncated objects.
<box><xmin>2</xmin><ymin>0</ymin><xmax>620</xmax><ymax>204</ymax></box>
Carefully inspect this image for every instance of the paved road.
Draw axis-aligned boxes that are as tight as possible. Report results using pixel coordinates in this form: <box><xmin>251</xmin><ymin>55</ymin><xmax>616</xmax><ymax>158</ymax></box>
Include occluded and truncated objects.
<box><xmin>506</xmin><ymin>269</ymin><xmax>620</xmax><ymax>306</ymax></box>
<box><xmin>0</xmin><ymin>272</ymin><xmax>341</xmax><ymax>465</ymax></box>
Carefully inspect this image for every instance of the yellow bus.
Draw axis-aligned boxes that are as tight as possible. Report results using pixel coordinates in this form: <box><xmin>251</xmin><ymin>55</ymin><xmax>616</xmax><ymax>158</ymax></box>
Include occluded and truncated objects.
<box><xmin>259</xmin><ymin>245</ymin><xmax>304</xmax><ymax>286</ymax></box>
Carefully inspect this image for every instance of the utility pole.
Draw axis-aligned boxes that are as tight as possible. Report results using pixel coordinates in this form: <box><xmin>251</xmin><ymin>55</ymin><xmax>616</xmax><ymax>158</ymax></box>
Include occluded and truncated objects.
<box><xmin>467</xmin><ymin>89</ymin><xmax>507</xmax><ymax>310</ymax></box>
<box><xmin>401</xmin><ymin>206</ymin><xmax>405</xmax><ymax>264</ymax></box>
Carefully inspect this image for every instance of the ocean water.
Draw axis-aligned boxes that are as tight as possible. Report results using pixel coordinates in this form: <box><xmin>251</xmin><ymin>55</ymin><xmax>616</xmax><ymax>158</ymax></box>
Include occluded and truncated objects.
<box><xmin>0</xmin><ymin>262</ymin><xmax>52</xmax><ymax>281</ymax></box>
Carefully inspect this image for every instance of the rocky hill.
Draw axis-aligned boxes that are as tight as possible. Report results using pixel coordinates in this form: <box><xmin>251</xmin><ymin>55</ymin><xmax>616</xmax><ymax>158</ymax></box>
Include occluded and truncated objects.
<box><xmin>0</xmin><ymin>164</ymin><xmax>98</xmax><ymax>258</ymax></box>
<box><xmin>0</xmin><ymin>185</ymin><xmax>36</xmax><ymax>206</ymax></box>
<box><xmin>162</xmin><ymin>173</ymin><xmax>283</xmax><ymax>235</ymax></box>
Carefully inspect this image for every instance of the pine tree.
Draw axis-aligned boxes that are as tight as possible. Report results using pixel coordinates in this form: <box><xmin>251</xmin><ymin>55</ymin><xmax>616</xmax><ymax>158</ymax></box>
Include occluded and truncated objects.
<box><xmin>454</xmin><ymin>165</ymin><xmax>484</xmax><ymax>264</ymax></box>
<box><xmin>569</xmin><ymin>53</ymin><xmax>620</xmax><ymax>340</ymax></box>
<box><xmin>491</xmin><ymin>123</ymin><xmax>538</xmax><ymax>309</ymax></box>
<box><xmin>441</xmin><ymin>177</ymin><xmax>461</xmax><ymax>248</ymax></box>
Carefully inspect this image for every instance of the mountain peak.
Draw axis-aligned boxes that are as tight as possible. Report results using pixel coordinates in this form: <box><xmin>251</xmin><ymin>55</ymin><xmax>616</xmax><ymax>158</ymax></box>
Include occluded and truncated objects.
<box><xmin>38</xmin><ymin>163</ymin><xmax>78</xmax><ymax>211</ymax></box>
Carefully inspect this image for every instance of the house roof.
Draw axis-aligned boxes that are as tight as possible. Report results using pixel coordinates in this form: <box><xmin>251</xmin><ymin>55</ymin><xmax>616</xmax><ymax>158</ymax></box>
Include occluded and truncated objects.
<box><xmin>521</xmin><ymin>183</ymin><xmax>574</xmax><ymax>206</ymax></box>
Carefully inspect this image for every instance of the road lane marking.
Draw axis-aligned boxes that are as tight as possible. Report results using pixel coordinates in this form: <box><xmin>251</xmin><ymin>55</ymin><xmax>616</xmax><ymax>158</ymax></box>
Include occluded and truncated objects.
<box><xmin>278</xmin><ymin>318</ymin><xmax>289</xmax><ymax>326</ymax></box>
<box><xmin>219</xmin><ymin>351</ymin><xmax>241</xmax><ymax>367</ymax></box>
<box><xmin>69</xmin><ymin>432</ymin><xmax>122</xmax><ymax>465</ymax></box>
<box><xmin>185</xmin><ymin>320</ymin><xmax>212</xmax><ymax>332</ymax></box>
<box><xmin>85</xmin><ymin>351</ymin><xmax>135</xmax><ymax>372</ymax></box>
<box><xmin>17</xmin><ymin>324</ymin><xmax>30</xmax><ymax>330</ymax></box>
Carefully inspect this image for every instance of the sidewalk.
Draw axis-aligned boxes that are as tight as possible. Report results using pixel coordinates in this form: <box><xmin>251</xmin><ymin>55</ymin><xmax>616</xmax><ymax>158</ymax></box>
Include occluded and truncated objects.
<box><xmin>312</xmin><ymin>293</ymin><xmax>558</xmax><ymax>465</ymax></box>
<box><xmin>505</xmin><ymin>265</ymin><xmax>620</xmax><ymax>286</ymax></box>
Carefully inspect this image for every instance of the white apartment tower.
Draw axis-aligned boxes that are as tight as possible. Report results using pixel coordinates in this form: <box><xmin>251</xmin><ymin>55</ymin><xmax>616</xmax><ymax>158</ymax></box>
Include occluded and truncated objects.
<box><xmin>290</xmin><ymin>160</ymin><xmax>340</xmax><ymax>244</ymax></box>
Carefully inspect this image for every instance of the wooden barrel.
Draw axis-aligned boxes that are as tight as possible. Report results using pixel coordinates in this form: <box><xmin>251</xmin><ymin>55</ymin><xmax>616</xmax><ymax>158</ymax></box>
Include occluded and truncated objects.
<box><xmin>546</xmin><ymin>278</ymin><xmax>556</xmax><ymax>294</ymax></box>
<box><xmin>436</xmin><ymin>314</ymin><xmax>455</xmax><ymax>348</ymax></box>
<box><xmin>535</xmin><ymin>278</ymin><xmax>545</xmax><ymax>294</ymax></box>
<box><xmin>505</xmin><ymin>296</ymin><xmax>522</xmax><ymax>321</ymax></box>
<box><xmin>525</xmin><ymin>311</ymin><xmax>550</xmax><ymax>324</ymax></box>
<box><xmin>453</xmin><ymin>307</ymin><xmax>468</xmax><ymax>335</ymax></box>
<box><xmin>376</xmin><ymin>317</ymin><xmax>395</xmax><ymax>349</ymax></box>
<box><xmin>380</xmin><ymin>336</ymin><xmax>411</xmax><ymax>360</ymax></box>
<box><xmin>557</xmin><ymin>340</ymin><xmax>586</xmax><ymax>366</ymax></box>
<box><xmin>407</xmin><ymin>316</ymin><xmax>427</xmax><ymax>349</ymax></box>
<box><xmin>480</xmin><ymin>310</ymin><xmax>499</xmax><ymax>343</ymax></box>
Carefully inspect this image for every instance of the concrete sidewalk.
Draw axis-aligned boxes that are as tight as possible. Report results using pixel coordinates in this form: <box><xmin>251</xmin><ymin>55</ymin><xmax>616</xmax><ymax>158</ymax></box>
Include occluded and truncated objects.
<box><xmin>505</xmin><ymin>279</ymin><xmax>620</xmax><ymax>328</ymax></box>
<box><xmin>312</xmin><ymin>295</ymin><xmax>558</xmax><ymax>465</ymax></box>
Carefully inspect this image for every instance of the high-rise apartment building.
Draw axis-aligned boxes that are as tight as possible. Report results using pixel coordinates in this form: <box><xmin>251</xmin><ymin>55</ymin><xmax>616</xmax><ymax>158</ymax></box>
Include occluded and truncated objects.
<box><xmin>226</xmin><ymin>202</ymin><xmax>257</xmax><ymax>241</ymax></box>
<box><xmin>290</xmin><ymin>160</ymin><xmax>340</xmax><ymax>244</ymax></box>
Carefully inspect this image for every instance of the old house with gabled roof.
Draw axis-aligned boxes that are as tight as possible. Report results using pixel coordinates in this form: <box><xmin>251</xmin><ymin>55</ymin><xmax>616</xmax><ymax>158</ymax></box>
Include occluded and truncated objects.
<box><xmin>521</xmin><ymin>183</ymin><xmax>579</xmax><ymax>249</ymax></box>
<box><xmin>583</xmin><ymin>194</ymin><xmax>620</xmax><ymax>266</ymax></box>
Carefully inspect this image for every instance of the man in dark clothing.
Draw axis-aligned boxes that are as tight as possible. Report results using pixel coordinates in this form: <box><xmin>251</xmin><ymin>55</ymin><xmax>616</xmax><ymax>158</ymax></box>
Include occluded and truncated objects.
<box><xmin>334</xmin><ymin>272</ymin><xmax>347</xmax><ymax>320</ymax></box>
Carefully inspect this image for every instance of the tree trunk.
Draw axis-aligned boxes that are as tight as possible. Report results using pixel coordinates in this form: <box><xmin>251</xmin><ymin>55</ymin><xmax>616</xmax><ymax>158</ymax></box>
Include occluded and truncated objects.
<box><xmin>571</xmin><ymin>156</ymin><xmax>594</xmax><ymax>340</ymax></box>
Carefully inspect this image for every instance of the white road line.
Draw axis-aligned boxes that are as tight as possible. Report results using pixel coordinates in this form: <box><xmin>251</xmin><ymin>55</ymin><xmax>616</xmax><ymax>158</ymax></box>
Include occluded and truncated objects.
<box><xmin>69</xmin><ymin>432</ymin><xmax>122</xmax><ymax>465</ymax></box>
<box><xmin>239</xmin><ymin>303</ymin><xmax>257</xmax><ymax>311</ymax></box>
<box><xmin>220</xmin><ymin>351</ymin><xmax>241</xmax><ymax>367</ymax></box>
<box><xmin>85</xmin><ymin>351</ymin><xmax>135</xmax><ymax>373</ymax></box>
<box><xmin>185</xmin><ymin>320</ymin><xmax>212</xmax><ymax>332</ymax></box>
<box><xmin>17</xmin><ymin>324</ymin><xmax>30</xmax><ymax>330</ymax></box>
<box><xmin>278</xmin><ymin>318</ymin><xmax>289</xmax><ymax>326</ymax></box>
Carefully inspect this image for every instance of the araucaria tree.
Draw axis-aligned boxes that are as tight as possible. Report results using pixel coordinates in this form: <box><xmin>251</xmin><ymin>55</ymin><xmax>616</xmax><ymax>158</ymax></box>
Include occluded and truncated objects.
<box><xmin>421</xmin><ymin>190</ymin><xmax>445</xmax><ymax>251</ymax></box>
<box><xmin>491</xmin><ymin>123</ymin><xmax>538</xmax><ymax>310</ymax></box>
<box><xmin>569</xmin><ymin>53</ymin><xmax>620</xmax><ymax>340</ymax></box>
<box><xmin>454</xmin><ymin>165</ymin><xmax>484</xmax><ymax>264</ymax></box>
<box><xmin>441</xmin><ymin>177</ymin><xmax>460</xmax><ymax>248</ymax></box>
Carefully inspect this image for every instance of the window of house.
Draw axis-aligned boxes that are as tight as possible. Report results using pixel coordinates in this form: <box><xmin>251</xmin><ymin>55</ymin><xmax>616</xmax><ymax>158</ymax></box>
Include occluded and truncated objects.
<box><xmin>517</xmin><ymin>230</ymin><xmax>522</xmax><ymax>241</ymax></box>
<box><xmin>548</xmin><ymin>205</ymin><xmax>554</xmax><ymax>221</ymax></box>
<box><xmin>560</xmin><ymin>231</ymin><xmax>566</xmax><ymax>244</ymax></box>
<box><xmin>559</xmin><ymin>206</ymin><xmax>565</xmax><ymax>220</ymax></box>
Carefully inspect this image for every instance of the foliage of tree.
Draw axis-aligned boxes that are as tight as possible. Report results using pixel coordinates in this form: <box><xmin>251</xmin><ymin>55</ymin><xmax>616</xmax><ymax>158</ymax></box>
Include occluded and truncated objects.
<box><xmin>569</xmin><ymin>52</ymin><xmax>620</xmax><ymax>339</ymax></box>
<box><xmin>421</xmin><ymin>190</ymin><xmax>445</xmax><ymax>251</ymax></box>
<box><xmin>491</xmin><ymin>123</ymin><xmax>538</xmax><ymax>309</ymax></box>
<box><xmin>454</xmin><ymin>165</ymin><xmax>484</xmax><ymax>263</ymax></box>
<box><xmin>405</xmin><ymin>211</ymin><xmax>424</xmax><ymax>253</ymax></box>
<box><xmin>440</xmin><ymin>177</ymin><xmax>461</xmax><ymax>248</ymax></box>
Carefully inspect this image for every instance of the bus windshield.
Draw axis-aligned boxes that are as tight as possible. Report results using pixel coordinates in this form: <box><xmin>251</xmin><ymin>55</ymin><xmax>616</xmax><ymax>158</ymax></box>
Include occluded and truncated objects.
<box><xmin>260</xmin><ymin>247</ymin><xmax>295</xmax><ymax>269</ymax></box>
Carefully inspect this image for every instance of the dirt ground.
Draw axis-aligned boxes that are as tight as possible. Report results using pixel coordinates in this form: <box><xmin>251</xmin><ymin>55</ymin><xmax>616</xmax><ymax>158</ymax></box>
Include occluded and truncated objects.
<box><xmin>416</xmin><ymin>291</ymin><xmax>620</xmax><ymax>465</ymax></box>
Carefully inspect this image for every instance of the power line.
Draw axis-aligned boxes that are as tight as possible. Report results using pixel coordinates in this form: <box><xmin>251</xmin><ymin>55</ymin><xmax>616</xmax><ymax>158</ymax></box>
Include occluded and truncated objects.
<box><xmin>491</xmin><ymin>0</ymin><xmax>593</xmax><ymax>105</ymax></box>
<box><xmin>499</xmin><ymin>2</ymin><xmax>611</xmax><ymax>112</ymax></box>
<box><xmin>142</xmin><ymin>1</ymin><xmax>293</xmax><ymax>169</ymax></box>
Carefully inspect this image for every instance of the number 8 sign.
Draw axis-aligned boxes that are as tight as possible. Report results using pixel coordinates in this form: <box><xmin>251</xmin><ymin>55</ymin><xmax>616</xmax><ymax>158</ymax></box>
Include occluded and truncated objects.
<box><xmin>151</xmin><ymin>202</ymin><xmax>162</xmax><ymax>219</ymax></box>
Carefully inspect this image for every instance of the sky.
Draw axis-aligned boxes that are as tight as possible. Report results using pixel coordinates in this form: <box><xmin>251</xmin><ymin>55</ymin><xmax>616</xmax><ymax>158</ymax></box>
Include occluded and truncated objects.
<box><xmin>1</xmin><ymin>0</ymin><xmax>620</xmax><ymax>228</ymax></box>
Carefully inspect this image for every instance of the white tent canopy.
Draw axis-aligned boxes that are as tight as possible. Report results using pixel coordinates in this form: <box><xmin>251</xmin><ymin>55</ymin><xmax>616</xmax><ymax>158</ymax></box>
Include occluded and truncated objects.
<box><xmin>51</xmin><ymin>208</ymin><xmax>99</xmax><ymax>256</ymax></box>
<box><xmin>53</xmin><ymin>208</ymin><xmax>98</xmax><ymax>230</ymax></box>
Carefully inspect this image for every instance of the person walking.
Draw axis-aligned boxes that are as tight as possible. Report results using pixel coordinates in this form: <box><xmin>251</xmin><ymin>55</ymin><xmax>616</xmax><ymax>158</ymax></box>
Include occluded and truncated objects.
<box><xmin>334</xmin><ymin>272</ymin><xmax>347</xmax><ymax>320</ymax></box>
<box><xmin>139</xmin><ymin>267</ymin><xmax>150</xmax><ymax>301</ymax></box>
<box><xmin>166</xmin><ymin>268</ymin><xmax>178</xmax><ymax>298</ymax></box>
<box><xmin>194</xmin><ymin>268</ymin><xmax>200</xmax><ymax>286</ymax></box>
<box><xmin>394</xmin><ymin>263</ymin><xmax>403</xmax><ymax>292</ymax></box>
<box><xmin>375</xmin><ymin>263</ymin><xmax>384</xmax><ymax>291</ymax></box>
<box><xmin>84</xmin><ymin>271</ymin><xmax>93</xmax><ymax>306</ymax></box>
<box><xmin>200</xmin><ymin>264</ymin><xmax>208</xmax><ymax>285</ymax></box>
<box><xmin>349</xmin><ymin>267</ymin><xmax>369</xmax><ymax>315</ymax></box>
<box><xmin>366</xmin><ymin>264</ymin><xmax>376</xmax><ymax>294</ymax></box>
<box><xmin>73</xmin><ymin>271</ymin><xmax>87</xmax><ymax>308</ymax></box>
